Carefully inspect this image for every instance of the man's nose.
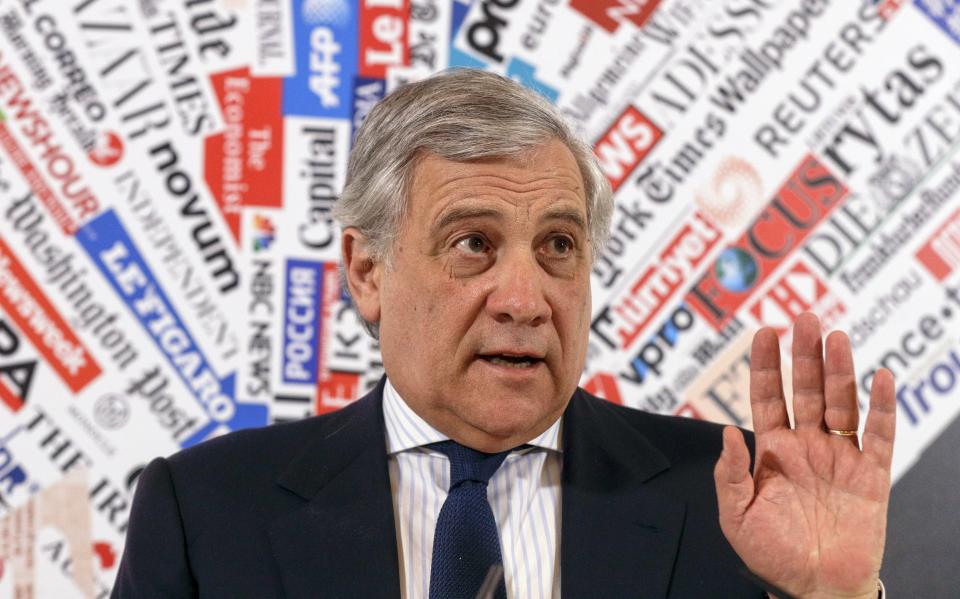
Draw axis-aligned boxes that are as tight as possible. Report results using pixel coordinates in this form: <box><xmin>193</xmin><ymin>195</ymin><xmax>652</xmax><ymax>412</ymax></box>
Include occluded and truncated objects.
<box><xmin>486</xmin><ymin>251</ymin><xmax>552</xmax><ymax>326</ymax></box>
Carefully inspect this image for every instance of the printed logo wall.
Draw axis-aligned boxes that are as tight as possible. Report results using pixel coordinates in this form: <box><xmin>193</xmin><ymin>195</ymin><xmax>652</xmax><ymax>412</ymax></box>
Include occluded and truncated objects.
<box><xmin>0</xmin><ymin>0</ymin><xmax>957</xmax><ymax>594</ymax></box>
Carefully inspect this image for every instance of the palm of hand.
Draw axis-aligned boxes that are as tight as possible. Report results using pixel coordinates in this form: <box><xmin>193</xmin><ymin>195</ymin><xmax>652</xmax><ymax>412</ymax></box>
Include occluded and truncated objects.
<box><xmin>715</xmin><ymin>314</ymin><xmax>896</xmax><ymax>599</ymax></box>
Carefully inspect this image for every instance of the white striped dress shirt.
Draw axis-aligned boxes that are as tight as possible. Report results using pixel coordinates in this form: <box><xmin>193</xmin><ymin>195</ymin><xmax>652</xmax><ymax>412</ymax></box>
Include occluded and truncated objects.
<box><xmin>383</xmin><ymin>379</ymin><xmax>563</xmax><ymax>599</ymax></box>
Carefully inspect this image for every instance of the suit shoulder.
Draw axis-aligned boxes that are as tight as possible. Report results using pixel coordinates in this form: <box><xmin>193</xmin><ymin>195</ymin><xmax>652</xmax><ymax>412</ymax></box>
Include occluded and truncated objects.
<box><xmin>574</xmin><ymin>388</ymin><xmax>753</xmax><ymax>459</ymax></box>
<box><xmin>164</xmin><ymin>396</ymin><xmax>365</xmax><ymax>486</ymax></box>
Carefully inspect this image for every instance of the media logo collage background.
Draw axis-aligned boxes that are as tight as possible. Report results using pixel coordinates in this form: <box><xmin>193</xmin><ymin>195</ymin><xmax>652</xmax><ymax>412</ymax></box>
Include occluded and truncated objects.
<box><xmin>0</xmin><ymin>0</ymin><xmax>959</xmax><ymax>595</ymax></box>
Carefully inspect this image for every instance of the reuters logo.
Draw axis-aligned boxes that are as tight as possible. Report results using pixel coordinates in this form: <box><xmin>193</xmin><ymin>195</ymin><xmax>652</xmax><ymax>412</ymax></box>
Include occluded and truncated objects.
<box><xmin>88</xmin><ymin>131</ymin><xmax>124</xmax><ymax>167</ymax></box>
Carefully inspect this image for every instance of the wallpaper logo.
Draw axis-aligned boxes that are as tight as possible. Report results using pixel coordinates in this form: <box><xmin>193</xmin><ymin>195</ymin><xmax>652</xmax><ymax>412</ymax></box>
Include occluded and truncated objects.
<box><xmin>252</xmin><ymin>214</ymin><xmax>276</xmax><ymax>252</ymax></box>
<box><xmin>88</xmin><ymin>131</ymin><xmax>124</xmax><ymax>167</ymax></box>
<box><xmin>570</xmin><ymin>0</ymin><xmax>663</xmax><ymax>33</ymax></box>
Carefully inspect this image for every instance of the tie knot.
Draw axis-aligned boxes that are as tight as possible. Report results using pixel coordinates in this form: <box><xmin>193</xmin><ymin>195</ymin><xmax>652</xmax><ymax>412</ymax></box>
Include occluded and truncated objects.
<box><xmin>429</xmin><ymin>440</ymin><xmax>511</xmax><ymax>488</ymax></box>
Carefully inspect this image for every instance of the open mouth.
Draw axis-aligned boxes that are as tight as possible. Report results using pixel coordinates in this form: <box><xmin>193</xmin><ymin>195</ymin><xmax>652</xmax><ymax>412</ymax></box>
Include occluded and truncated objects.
<box><xmin>479</xmin><ymin>354</ymin><xmax>544</xmax><ymax>369</ymax></box>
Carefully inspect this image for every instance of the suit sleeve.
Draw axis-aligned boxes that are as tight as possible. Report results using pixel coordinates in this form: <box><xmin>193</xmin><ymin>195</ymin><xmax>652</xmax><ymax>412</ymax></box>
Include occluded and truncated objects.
<box><xmin>111</xmin><ymin>456</ymin><xmax>198</xmax><ymax>598</ymax></box>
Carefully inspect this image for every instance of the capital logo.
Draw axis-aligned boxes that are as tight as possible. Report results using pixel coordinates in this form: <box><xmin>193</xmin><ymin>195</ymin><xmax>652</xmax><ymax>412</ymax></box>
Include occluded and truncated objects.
<box><xmin>88</xmin><ymin>131</ymin><xmax>124</xmax><ymax>167</ymax></box>
<box><xmin>570</xmin><ymin>0</ymin><xmax>663</xmax><ymax>34</ymax></box>
<box><xmin>252</xmin><ymin>214</ymin><xmax>276</xmax><ymax>251</ymax></box>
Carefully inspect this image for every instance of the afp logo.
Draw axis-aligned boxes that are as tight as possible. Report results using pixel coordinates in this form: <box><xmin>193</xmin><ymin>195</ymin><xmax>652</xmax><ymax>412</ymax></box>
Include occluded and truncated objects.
<box><xmin>465</xmin><ymin>0</ymin><xmax>519</xmax><ymax>64</ymax></box>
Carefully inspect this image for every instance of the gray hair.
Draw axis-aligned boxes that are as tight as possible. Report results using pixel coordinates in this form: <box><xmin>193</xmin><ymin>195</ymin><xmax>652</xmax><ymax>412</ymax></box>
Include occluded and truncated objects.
<box><xmin>334</xmin><ymin>68</ymin><xmax>613</xmax><ymax>336</ymax></box>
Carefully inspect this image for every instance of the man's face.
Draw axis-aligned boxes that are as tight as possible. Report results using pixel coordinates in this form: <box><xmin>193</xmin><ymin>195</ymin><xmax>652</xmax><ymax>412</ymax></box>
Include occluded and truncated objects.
<box><xmin>349</xmin><ymin>139</ymin><xmax>593</xmax><ymax>452</ymax></box>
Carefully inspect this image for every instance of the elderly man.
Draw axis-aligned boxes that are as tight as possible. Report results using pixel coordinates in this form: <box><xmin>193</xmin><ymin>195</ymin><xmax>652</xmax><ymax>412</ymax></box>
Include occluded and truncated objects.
<box><xmin>112</xmin><ymin>69</ymin><xmax>895</xmax><ymax>599</ymax></box>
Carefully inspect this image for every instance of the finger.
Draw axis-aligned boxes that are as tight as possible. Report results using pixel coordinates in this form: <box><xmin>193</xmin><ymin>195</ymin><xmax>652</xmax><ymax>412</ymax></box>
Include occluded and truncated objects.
<box><xmin>714</xmin><ymin>426</ymin><xmax>754</xmax><ymax>533</ymax></box>
<box><xmin>791</xmin><ymin>312</ymin><xmax>825</xmax><ymax>430</ymax></box>
<box><xmin>823</xmin><ymin>330</ymin><xmax>860</xmax><ymax>447</ymax></box>
<box><xmin>863</xmin><ymin>368</ymin><xmax>896</xmax><ymax>471</ymax></box>
<box><xmin>750</xmin><ymin>328</ymin><xmax>789</xmax><ymax>434</ymax></box>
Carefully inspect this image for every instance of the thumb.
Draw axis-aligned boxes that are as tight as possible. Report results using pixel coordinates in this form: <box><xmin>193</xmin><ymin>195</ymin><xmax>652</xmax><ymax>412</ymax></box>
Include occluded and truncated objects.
<box><xmin>714</xmin><ymin>426</ymin><xmax>754</xmax><ymax>532</ymax></box>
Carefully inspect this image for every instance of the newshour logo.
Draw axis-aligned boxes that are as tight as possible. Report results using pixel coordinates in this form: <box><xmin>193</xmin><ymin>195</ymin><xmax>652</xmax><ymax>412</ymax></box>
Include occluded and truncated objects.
<box><xmin>594</xmin><ymin>105</ymin><xmax>664</xmax><ymax>191</ymax></box>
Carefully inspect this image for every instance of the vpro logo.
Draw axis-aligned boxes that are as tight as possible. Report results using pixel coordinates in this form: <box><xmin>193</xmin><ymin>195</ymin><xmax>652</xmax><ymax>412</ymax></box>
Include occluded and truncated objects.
<box><xmin>464</xmin><ymin>0</ymin><xmax>520</xmax><ymax>64</ymax></box>
<box><xmin>283</xmin><ymin>0</ymin><xmax>359</xmax><ymax>119</ymax></box>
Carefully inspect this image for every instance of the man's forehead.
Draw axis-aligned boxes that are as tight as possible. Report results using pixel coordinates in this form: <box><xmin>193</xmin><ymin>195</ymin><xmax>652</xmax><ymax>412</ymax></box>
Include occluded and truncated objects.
<box><xmin>410</xmin><ymin>141</ymin><xmax>587</xmax><ymax>219</ymax></box>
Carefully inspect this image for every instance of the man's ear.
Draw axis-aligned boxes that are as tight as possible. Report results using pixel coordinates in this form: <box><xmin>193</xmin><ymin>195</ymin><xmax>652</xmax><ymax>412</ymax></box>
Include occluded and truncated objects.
<box><xmin>342</xmin><ymin>227</ymin><xmax>382</xmax><ymax>326</ymax></box>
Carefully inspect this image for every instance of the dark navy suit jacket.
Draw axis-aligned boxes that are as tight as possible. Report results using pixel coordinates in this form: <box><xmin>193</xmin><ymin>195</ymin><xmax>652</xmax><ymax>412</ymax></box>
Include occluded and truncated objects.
<box><xmin>111</xmin><ymin>379</ymin><xmax>765</xmax><ymax>598</ymax></box>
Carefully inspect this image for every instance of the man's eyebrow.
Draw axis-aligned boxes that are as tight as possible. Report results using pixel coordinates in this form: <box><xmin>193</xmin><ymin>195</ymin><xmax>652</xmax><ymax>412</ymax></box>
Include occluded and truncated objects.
<box><xmin>431</xmin><ymin>205</ymin><xmax>588</xmax><ymax>235</ymax></box>
<box><xmin>540</xmin><ymin>208</ymin><xmax>587</xmax><ymax>232</ymax></box>
<box><xmin>432</xmin><ymin>206</ymin><xmax>504</xmax><ymax>233</ymax></box>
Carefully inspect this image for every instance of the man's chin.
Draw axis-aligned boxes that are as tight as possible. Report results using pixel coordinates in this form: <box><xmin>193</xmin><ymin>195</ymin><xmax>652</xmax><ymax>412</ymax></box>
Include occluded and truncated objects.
<box><xmin>450</xmin><ymin>397</ymin><xmax>563</xmax><ymax>450</ymax></box>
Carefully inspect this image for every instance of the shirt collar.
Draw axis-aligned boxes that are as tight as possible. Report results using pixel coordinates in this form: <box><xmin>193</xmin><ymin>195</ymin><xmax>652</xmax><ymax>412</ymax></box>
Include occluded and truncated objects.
<box><xmin>382</xmin><ymin>378</ymin><xmax>563</xmax><ymax>455</ymax></box>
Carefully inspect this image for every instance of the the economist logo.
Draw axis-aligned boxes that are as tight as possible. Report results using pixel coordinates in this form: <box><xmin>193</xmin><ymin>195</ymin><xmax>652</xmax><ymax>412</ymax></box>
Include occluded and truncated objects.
<box><xmin>687</xmin><ymin>155</ymin><xmax>848</xmax><ymax>331</ymax></box>
<box><xmin>594</xmin><ymin>105</ymin><xmax>663</xmax><ymax>191</ymax></box>
<box><xmin>205</xmin><ymin>68</ymin><xmax>285</xmax><ymax>243</ymax></box>
<box><xmin>570</xmin><ymin>0</ymin><xmax>664</xmax><ymax>34</ymax></box>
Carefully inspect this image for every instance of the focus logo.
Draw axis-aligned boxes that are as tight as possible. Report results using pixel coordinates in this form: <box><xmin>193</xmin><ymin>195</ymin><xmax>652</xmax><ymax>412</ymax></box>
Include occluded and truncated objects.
<box><xmin>570</xmin><ymin>0</ymin><xmax>663</xmax><ymax>34</ymax></box>
<box><xmin>592</xmin><ymin>211</ymin><xmax>721</xmax><ymax>351</ymax></box>
<box><xmin>594</xmin><ymin>106</ymin><xmax>663</xmax><ymax>191</ymax></box>
<box><xmin>916</xmin><ymin>206</ymin><xmax>960</xmax><ymax>281</ymax></box>
<box><xmin>687</xmin><ymin>155</ymin><xmax>848</xmax><ymax>331</ymax></box>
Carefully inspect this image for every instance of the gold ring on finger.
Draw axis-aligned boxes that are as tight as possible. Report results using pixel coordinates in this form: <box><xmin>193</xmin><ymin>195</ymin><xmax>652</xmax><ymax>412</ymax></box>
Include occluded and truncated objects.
<box><xmin>827</xmin><ymin>428</ymin><xmax>858</xmax><ymax>437</ymax></box>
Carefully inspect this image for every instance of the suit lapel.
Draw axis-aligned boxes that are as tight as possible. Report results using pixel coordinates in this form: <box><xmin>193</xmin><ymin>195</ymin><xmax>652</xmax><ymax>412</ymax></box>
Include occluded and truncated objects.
<box><xmin>268</xmin><ymin>380</ymin><xmax>401</xmax><ymax>599</ymax></box>
<box><xmin>561</xmin><ymin>391</ymin><xmax>687</xmax><ymax>599</ymax></box>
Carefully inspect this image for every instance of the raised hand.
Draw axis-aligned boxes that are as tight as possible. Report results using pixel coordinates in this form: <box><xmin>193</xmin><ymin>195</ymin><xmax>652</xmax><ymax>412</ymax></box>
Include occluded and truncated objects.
<box><xmin>714</xmin><ymin>313</ymin><xmax>896</xmax><ymax>599</ymax></box>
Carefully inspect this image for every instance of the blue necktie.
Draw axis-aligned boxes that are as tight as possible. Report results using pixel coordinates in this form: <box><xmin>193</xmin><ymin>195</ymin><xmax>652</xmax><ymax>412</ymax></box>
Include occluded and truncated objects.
<box><xmin>428</xmin><ymin>440</ymin><xmax>510</xmax><ymax>599</ymax></box>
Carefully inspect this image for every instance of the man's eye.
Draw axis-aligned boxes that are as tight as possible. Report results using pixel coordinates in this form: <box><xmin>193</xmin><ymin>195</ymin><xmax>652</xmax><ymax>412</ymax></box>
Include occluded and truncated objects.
<box><xmin>455</xmin><ymin>235</ymin><xmax>489</xmax><ymax>254</ymax></box>
<box><xmin>546</xmin><ymin>236</ymin><xmax>574</xmax><ymax>256</ymax></box>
